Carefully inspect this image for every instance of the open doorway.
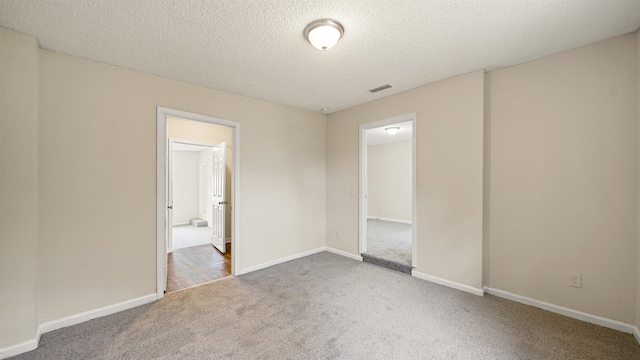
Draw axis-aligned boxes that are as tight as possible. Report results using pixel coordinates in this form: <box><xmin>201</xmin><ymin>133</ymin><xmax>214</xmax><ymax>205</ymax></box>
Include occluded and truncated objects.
<box><xmin>156</xmin><ymin>107</ymin><xmax>240</xmax><ymax>299</ymax></box>
<box><xmin>166</xmin><ymin>138</ymin><xmax>231</xmax><ymax>293</ymax></box>
<box><xmin>359</xmin><ymin>113</ymin><xmax>416</xmax><ymax>274</ymax></box>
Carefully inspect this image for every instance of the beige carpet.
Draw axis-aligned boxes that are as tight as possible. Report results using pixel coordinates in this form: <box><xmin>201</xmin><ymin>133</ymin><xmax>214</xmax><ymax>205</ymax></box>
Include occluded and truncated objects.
<box><xmin>12</xmin><ymin>252</ymin><xmax>640</xmax><ymax>359</ymax></box>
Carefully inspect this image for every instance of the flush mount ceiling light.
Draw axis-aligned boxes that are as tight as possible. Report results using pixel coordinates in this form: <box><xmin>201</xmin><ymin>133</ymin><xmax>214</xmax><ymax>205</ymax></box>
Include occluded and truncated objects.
<box><xmin>304</xmin><ymin>19</ymin><xmax>344</xmax><ymax>51</ymax></box>
<box><xmin>385</xmin><ymin>127</ymin><xmax>400</xmax><ymax>135</ymax></box>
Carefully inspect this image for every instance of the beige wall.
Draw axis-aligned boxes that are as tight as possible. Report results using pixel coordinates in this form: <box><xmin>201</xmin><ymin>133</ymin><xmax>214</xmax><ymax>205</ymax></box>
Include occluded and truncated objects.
<box><xmin>367</xmin><ymin>141</ymin><xmax>412</xmax><ymax>221</ymax></box>
<box><xmin>171</xmin><ymin>151</ymin><xmax>200</xmax><ymax>224</ymax></box>
<box><xmin>482</xmin><ymin>72</ymin><xmax>492</xmax><ymax>287</ymax></box>
<box><xmin>637</xmin><ymin>31</ymin><xmax>640</xmax><ymax>329</ymax></box>
<box><xmin>168</xmin><ymin>117</ymin><xmax>233</xmax><ymax>238</ymax></box>
<box><xmin>327</xmin><ymin>71</ymin><xmax>485</xmax><ymax>290</ymax></box>
<box><xmin>489</xmin><ymin>33</ymin><xmax>638</xmax><ymax>323</ymax></box>
<box><xmin>37</xmin><ymin>48</ymin><xmax>326</xmax><ymax>323</ymax></box>
<box><xmin>0</xmin><ymin>28</ymin><xmax>39</xmax><ymax>347</ymax></box>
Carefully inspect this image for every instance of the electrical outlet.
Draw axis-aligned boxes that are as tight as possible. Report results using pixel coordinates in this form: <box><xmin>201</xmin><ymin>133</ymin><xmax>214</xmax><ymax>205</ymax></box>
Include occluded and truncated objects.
<box><xmin>569</xmin><ymin>273</ymin><xmax>582</xmax><ymax>288</ymax></box>
<box><xmin>336</xmin><ymin>231</ymin><xmax>341</xmax><ymax>239</ymax></box>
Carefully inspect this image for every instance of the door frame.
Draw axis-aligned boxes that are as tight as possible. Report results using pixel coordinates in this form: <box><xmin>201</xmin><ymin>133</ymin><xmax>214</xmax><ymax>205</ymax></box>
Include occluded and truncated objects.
<box><xmin>359</xmin><ymin>112</ymin><xmax>417</xmax><ymax>267</ymax></box>
<box><xmin>156</xmin><ymin>107</ymin><xmax>241</xmax><ymax>300</ymax></box>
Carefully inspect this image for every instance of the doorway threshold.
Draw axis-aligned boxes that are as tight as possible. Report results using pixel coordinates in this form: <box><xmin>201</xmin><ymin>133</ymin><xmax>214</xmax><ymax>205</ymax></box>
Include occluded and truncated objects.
<box><xmin>361</xmin><ymin>253</ymin><xmax>413</xmax><ymax>275</ymax></box>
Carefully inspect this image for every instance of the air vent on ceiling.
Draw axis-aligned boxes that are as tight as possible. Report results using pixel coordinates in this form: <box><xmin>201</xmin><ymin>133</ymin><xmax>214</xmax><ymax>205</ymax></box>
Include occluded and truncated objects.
<box><xmin>369</xmin><ymin>84</ymin><xmax>392</xmax><ymax>93</ymax></box>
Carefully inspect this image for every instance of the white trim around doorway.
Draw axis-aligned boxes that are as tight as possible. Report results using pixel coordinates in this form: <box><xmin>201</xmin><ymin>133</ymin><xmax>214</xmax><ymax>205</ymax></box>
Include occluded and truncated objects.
<box><xmin>359</xmin><ymin>112</ymin><xmax>417</xmax><ymax>267</ymax></box>
<box><xmin>156</xmin><ymin>107</ymin><xmax>241</xmax><ymax>300</ymax></box>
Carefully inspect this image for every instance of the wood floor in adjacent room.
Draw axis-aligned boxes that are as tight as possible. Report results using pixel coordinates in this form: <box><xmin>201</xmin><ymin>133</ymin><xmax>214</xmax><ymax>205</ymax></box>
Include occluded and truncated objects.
<box><xmin>166</xmin><ymin>243</ymin><xmax>231</xmax><ymax>293</ymax></box>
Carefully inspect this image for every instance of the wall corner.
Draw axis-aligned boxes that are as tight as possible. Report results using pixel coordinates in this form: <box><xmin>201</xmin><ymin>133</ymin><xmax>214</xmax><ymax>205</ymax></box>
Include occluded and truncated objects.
<box><xmin>482</xmin><ymin>70</ymin><xmax>492</xmax><ymax>288</ymax></box>
<box><xmin>0</xmin><ymin>27</ymin><xmax>40</xmax><ymax>350</ymax></box>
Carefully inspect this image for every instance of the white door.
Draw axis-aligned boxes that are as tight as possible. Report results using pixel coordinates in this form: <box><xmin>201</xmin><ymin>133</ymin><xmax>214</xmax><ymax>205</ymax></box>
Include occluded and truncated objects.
<box><xmin>167</xmin><ymin>139</ymin><xmax>174</xmax><ymax>254</ymax></box>
<box><xmin>163</xmin><ymin>139</ymin><xmax>176</xmax><ymax>292</ymax></box>
<box><xmin>211</xmin><ymin>142</ymin><xmax>226</xmax><ymax>253</ymax></box>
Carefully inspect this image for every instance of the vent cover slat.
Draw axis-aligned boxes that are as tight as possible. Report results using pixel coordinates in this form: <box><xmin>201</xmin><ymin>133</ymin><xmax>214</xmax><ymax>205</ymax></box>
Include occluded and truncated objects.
<box><xmin>369</xmin><ymin>84</ymin><xmax>392</xmax><ymax>93</ymax></box>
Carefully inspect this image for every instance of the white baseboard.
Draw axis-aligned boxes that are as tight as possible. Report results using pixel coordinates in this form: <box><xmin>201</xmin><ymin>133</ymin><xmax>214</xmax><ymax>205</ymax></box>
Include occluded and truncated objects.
<box><xmin>0</xmin><ymin>327</ymin><xmax>40</xmax><ymax>359</ymax></box>
<box><xmin>367</xmin><ymin>216</ymin><xmax>412</xmax><ymax>224</ymax></box>
<box><xmin>225</xmin><ymin>237</ymin><xmax>231</xmax><ymax>244</ymax></box>
<box><xmin>172</xmin><ymin>222</ymin><xmax>190</xmax><ymax>226</ymax></box>
<box><xmin>326</xmin><ymin>247</ymin><xmax>482</xmax><ymax>297</ymax></box>
<box><xmin>484</xmin><ymin>287</ymin><xmax>636</xmax><ymax>336</ymax></box>
<box><xmin>412</xmin><ymin>271</ymin><xmax>484</xmax><ymax>296</ymax></box>
<box><xmin>633</xmin><ymin>326</ymin><xmax>640</xmax><ymax>345</ymax></box>
<box><xmin>235</xmin><ymin>246</ymin><xmax>326</xmax><ymax>275</ymax></box>
<box><xmin>40</xmin><ymin>293</ymin><xmax>157</xmax><ymax>333</ymax></box>
<box><xmin>325</xmin><ymin>246</ymin><xmax>363</xmax><ymax>261</ymax></box>
<box><xmin>0</xmin><ymin>293</ymin><xmax>156</xmax><ymax>359</ymax></box>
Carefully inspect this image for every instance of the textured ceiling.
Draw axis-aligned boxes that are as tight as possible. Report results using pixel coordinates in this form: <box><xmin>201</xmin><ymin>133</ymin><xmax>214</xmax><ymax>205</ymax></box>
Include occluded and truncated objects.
<box><xmin>1</xmin><ymin>1</ymin><xmax>639</xmax><ymax>114</ymax></box>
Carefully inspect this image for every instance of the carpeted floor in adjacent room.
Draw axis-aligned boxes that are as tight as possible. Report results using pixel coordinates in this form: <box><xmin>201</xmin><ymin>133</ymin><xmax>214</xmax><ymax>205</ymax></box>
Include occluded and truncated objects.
<box><xmin>12</xmin><ymin>252</ymin><xmax>640</xmax><ymax>359</ymax></box>
<box><xmin>363</xmin><ymin>219</ymin><xmax>413</xmax><ymax>273</ymax></box>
